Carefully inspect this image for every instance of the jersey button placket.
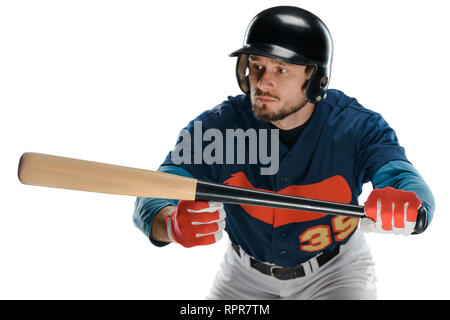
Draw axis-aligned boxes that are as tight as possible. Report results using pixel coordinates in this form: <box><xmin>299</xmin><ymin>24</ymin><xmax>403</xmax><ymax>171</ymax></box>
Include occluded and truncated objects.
<box><xmin>273</xmin><ymin>157</ymin><xmax>290</xmax><ymax>265</ymax></box>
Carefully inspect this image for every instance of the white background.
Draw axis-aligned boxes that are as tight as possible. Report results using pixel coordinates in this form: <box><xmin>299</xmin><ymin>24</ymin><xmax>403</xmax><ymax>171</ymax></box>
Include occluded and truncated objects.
<box><xmin>1</xmin><ymin>0</ymin><xmax>449</xmax><ymax>299</ymax></box>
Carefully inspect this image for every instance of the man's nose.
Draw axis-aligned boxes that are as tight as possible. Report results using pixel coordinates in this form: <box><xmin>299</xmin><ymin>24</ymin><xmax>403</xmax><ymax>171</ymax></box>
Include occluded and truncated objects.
<box><xmin>257</xmin><ymin>71</ymin><xmax>275</xmax><ymax>92</ymax></box>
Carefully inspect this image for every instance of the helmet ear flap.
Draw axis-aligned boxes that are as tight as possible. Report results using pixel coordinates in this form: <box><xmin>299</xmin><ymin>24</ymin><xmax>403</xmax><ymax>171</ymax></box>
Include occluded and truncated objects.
<box><xmin>306</xmin><ymin>65</ymin><xmax>329</xmax><ymax>102</ymax></box>
<box><xmin>302</xmin><ymin>65</ymin><xmax>316</xmax><ymax>102</ymax></box>
<box><xmin>236</xmin><ymin>54</ymin><xmax>250</xmax><ymax>93</ymax></box>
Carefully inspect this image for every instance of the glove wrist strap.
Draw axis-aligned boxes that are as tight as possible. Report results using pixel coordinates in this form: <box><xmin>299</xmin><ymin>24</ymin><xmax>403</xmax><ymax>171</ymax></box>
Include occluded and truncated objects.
<box><xmin>165</xmin><ymin>215</ymin><xmax>176</xmax><ymax>243</ymax></box>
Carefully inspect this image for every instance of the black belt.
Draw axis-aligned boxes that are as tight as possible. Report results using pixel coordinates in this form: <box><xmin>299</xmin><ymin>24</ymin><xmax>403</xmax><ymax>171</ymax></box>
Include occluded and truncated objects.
<box><xmin>232</xmin><ymin>243</ymin><xmax>340</xmax><ymax>281</ymax></box>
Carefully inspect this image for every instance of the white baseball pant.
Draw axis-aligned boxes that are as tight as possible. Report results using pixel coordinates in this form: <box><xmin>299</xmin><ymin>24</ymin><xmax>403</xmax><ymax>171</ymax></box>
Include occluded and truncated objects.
<box><xmin>207</xmin><ymin>230</ymin><xmax>377</xmax><ymax>300</ymax></box>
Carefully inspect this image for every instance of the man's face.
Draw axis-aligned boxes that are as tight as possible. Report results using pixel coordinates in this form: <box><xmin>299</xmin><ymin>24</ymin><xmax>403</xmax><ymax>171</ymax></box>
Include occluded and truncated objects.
<box><xmin>248</xmin><ymin>55</ymin><xmax>309</xmax><ymax>122</ymax></box>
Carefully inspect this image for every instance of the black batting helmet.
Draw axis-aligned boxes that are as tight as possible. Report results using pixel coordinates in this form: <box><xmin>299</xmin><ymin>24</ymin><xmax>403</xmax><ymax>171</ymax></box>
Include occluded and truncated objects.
<box><xmin>230</xmin><ymin>6</ymin><xmax>333</xmax><ymax>103</ymax></box>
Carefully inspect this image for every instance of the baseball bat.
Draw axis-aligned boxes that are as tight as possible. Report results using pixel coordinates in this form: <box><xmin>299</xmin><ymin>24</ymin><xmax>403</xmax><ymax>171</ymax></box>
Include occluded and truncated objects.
<box><xmin>17</xmin><ymin>152</ymin><xmax>427</xmax><ymax>233</ymax></box>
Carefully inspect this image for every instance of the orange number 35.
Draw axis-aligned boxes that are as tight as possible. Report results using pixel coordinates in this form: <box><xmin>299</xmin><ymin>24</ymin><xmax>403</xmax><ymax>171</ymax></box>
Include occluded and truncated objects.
<box><xmin>299</xmin><ymin>216</ymin><xmax>359</xmax><ymax>253</ymax></box>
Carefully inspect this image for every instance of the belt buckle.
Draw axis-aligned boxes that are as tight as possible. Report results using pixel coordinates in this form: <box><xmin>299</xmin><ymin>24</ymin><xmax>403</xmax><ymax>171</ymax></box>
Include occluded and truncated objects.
<box><xmin>269</xmin><ymin>265</ymin><xmax>283</xmax><ymax>277</ymax></box>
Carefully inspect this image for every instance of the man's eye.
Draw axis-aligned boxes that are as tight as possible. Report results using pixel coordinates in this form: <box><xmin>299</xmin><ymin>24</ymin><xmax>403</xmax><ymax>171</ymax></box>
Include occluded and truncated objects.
<box><xmin>253</xmin><ymin>65</ymin><xmax>263</xmax><ymax>71</ymax></box>
<box><xmin>278</xmin><ymin>68</ymin><xmax>287</xmax><ymax>74</ymax></box>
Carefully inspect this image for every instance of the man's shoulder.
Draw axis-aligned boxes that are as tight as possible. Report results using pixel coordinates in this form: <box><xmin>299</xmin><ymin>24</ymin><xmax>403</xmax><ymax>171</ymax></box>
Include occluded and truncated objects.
<box><xmin>322</xmin><ymin>89</ymin><xmax>393</xmax><ymax>135</ymax></box>
<box><xmin>209</xmin><ymin>94</ymin><xmax>250</xmax><ymax>115</ymax></box>
<box><xmin>322</xmin><ymin>89</ymin><xmax>380</xmax><ymax>119</ymax></box>
<box><xmin>195</xmin><ymin>94</ymin><xmax>253</xmax><ymax>125</ymax></box>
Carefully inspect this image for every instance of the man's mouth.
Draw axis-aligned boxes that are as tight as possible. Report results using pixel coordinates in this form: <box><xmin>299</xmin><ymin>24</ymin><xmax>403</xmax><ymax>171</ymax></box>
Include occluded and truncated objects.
<box><xmin>256</xmin><ymin>96</ymin><xmax>277</xmax><ymax>104</ymax></box>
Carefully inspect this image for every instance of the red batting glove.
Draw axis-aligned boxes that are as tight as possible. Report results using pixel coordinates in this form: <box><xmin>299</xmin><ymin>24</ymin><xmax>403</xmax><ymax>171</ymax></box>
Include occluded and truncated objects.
<box><xmin>166</xmin><ymin>200</ymin><xmax>226</xmax><ymax>248</ymax></box>
<box><xmin>360</xmin><ymin>187</ymin><xmax>423</xmax><ymax>235</ymax></box>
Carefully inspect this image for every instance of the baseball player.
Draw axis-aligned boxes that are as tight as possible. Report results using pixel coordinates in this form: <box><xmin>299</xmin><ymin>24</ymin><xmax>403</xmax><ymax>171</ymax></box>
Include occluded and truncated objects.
<box><xmin>133</xmin><ymin>6</ymin><xmax>435</xmax><ymax>299</ymax></box>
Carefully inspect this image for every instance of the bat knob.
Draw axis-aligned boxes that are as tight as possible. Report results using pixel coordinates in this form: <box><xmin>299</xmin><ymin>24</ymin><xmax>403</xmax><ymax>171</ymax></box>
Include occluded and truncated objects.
<box><xmin>413</xmin><ymin>206</ymin><xmax>427</xmax><ymax>234</ymax></box>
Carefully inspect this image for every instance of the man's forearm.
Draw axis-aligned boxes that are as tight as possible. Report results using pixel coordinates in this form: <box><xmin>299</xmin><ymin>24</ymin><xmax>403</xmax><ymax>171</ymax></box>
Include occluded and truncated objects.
<box><xmin>150</xmin><ymin>206</ymin><xmax>176</xmax><ymax>243</ymax></box>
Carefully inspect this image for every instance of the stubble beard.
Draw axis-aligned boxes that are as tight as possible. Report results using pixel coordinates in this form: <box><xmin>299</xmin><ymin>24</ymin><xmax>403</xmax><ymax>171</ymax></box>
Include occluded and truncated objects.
<box><xmin>251</xmin><ymin>90</ymin><xmax>308</xmax><ymax>122</ymax></box>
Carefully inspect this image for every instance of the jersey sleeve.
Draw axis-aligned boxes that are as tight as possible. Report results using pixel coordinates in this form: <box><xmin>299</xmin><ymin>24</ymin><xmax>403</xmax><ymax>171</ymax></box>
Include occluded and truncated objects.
<box><xmin>355</xmin><ymin>113</ymin><xmax>409</xmax><ymax>186</ymax></box>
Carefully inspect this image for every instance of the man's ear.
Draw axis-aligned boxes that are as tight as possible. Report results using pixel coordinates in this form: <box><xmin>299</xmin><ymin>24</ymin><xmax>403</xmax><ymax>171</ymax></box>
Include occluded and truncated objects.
<box><xmin>305</xmin><ymin>65</ymin><xmax>315</xmax><ymax>80</ymax></box>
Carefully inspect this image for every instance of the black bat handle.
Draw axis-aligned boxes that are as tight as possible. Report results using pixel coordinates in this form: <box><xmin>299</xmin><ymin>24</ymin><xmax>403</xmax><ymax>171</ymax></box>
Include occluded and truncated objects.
<box><xmin>414</xmin><ymin>206</ymin><xmax>427</xmax><ymax>234</ymax></box>
<box><xmin>195</xmin><ymin>180</ymin><xmax>428</xmax><ymax>234</ymax></box>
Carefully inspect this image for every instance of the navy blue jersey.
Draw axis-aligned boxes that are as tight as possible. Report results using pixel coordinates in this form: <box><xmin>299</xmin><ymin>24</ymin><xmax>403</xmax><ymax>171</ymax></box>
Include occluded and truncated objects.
<box><xmin>157</xmin><ymin>89</ymin><xmax>408</xmax><ymax>267</ymax></box>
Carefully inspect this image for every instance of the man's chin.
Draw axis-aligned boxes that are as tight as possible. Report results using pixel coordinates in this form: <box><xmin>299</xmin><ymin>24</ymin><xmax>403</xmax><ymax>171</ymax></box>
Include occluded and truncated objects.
<box><xmin>252</xmin><ymin>102</ymin><xmax>306</xmax><ymax>122</ymax></box>
<box><xmin>252</xmin><ymin>108</ymin><xmax>285</xmax><ymax>122</ymax></box>
<box><xmin>252</xmin><ymin>104</ymin><xmax>272</xmax><ymax>121</ymax></box>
